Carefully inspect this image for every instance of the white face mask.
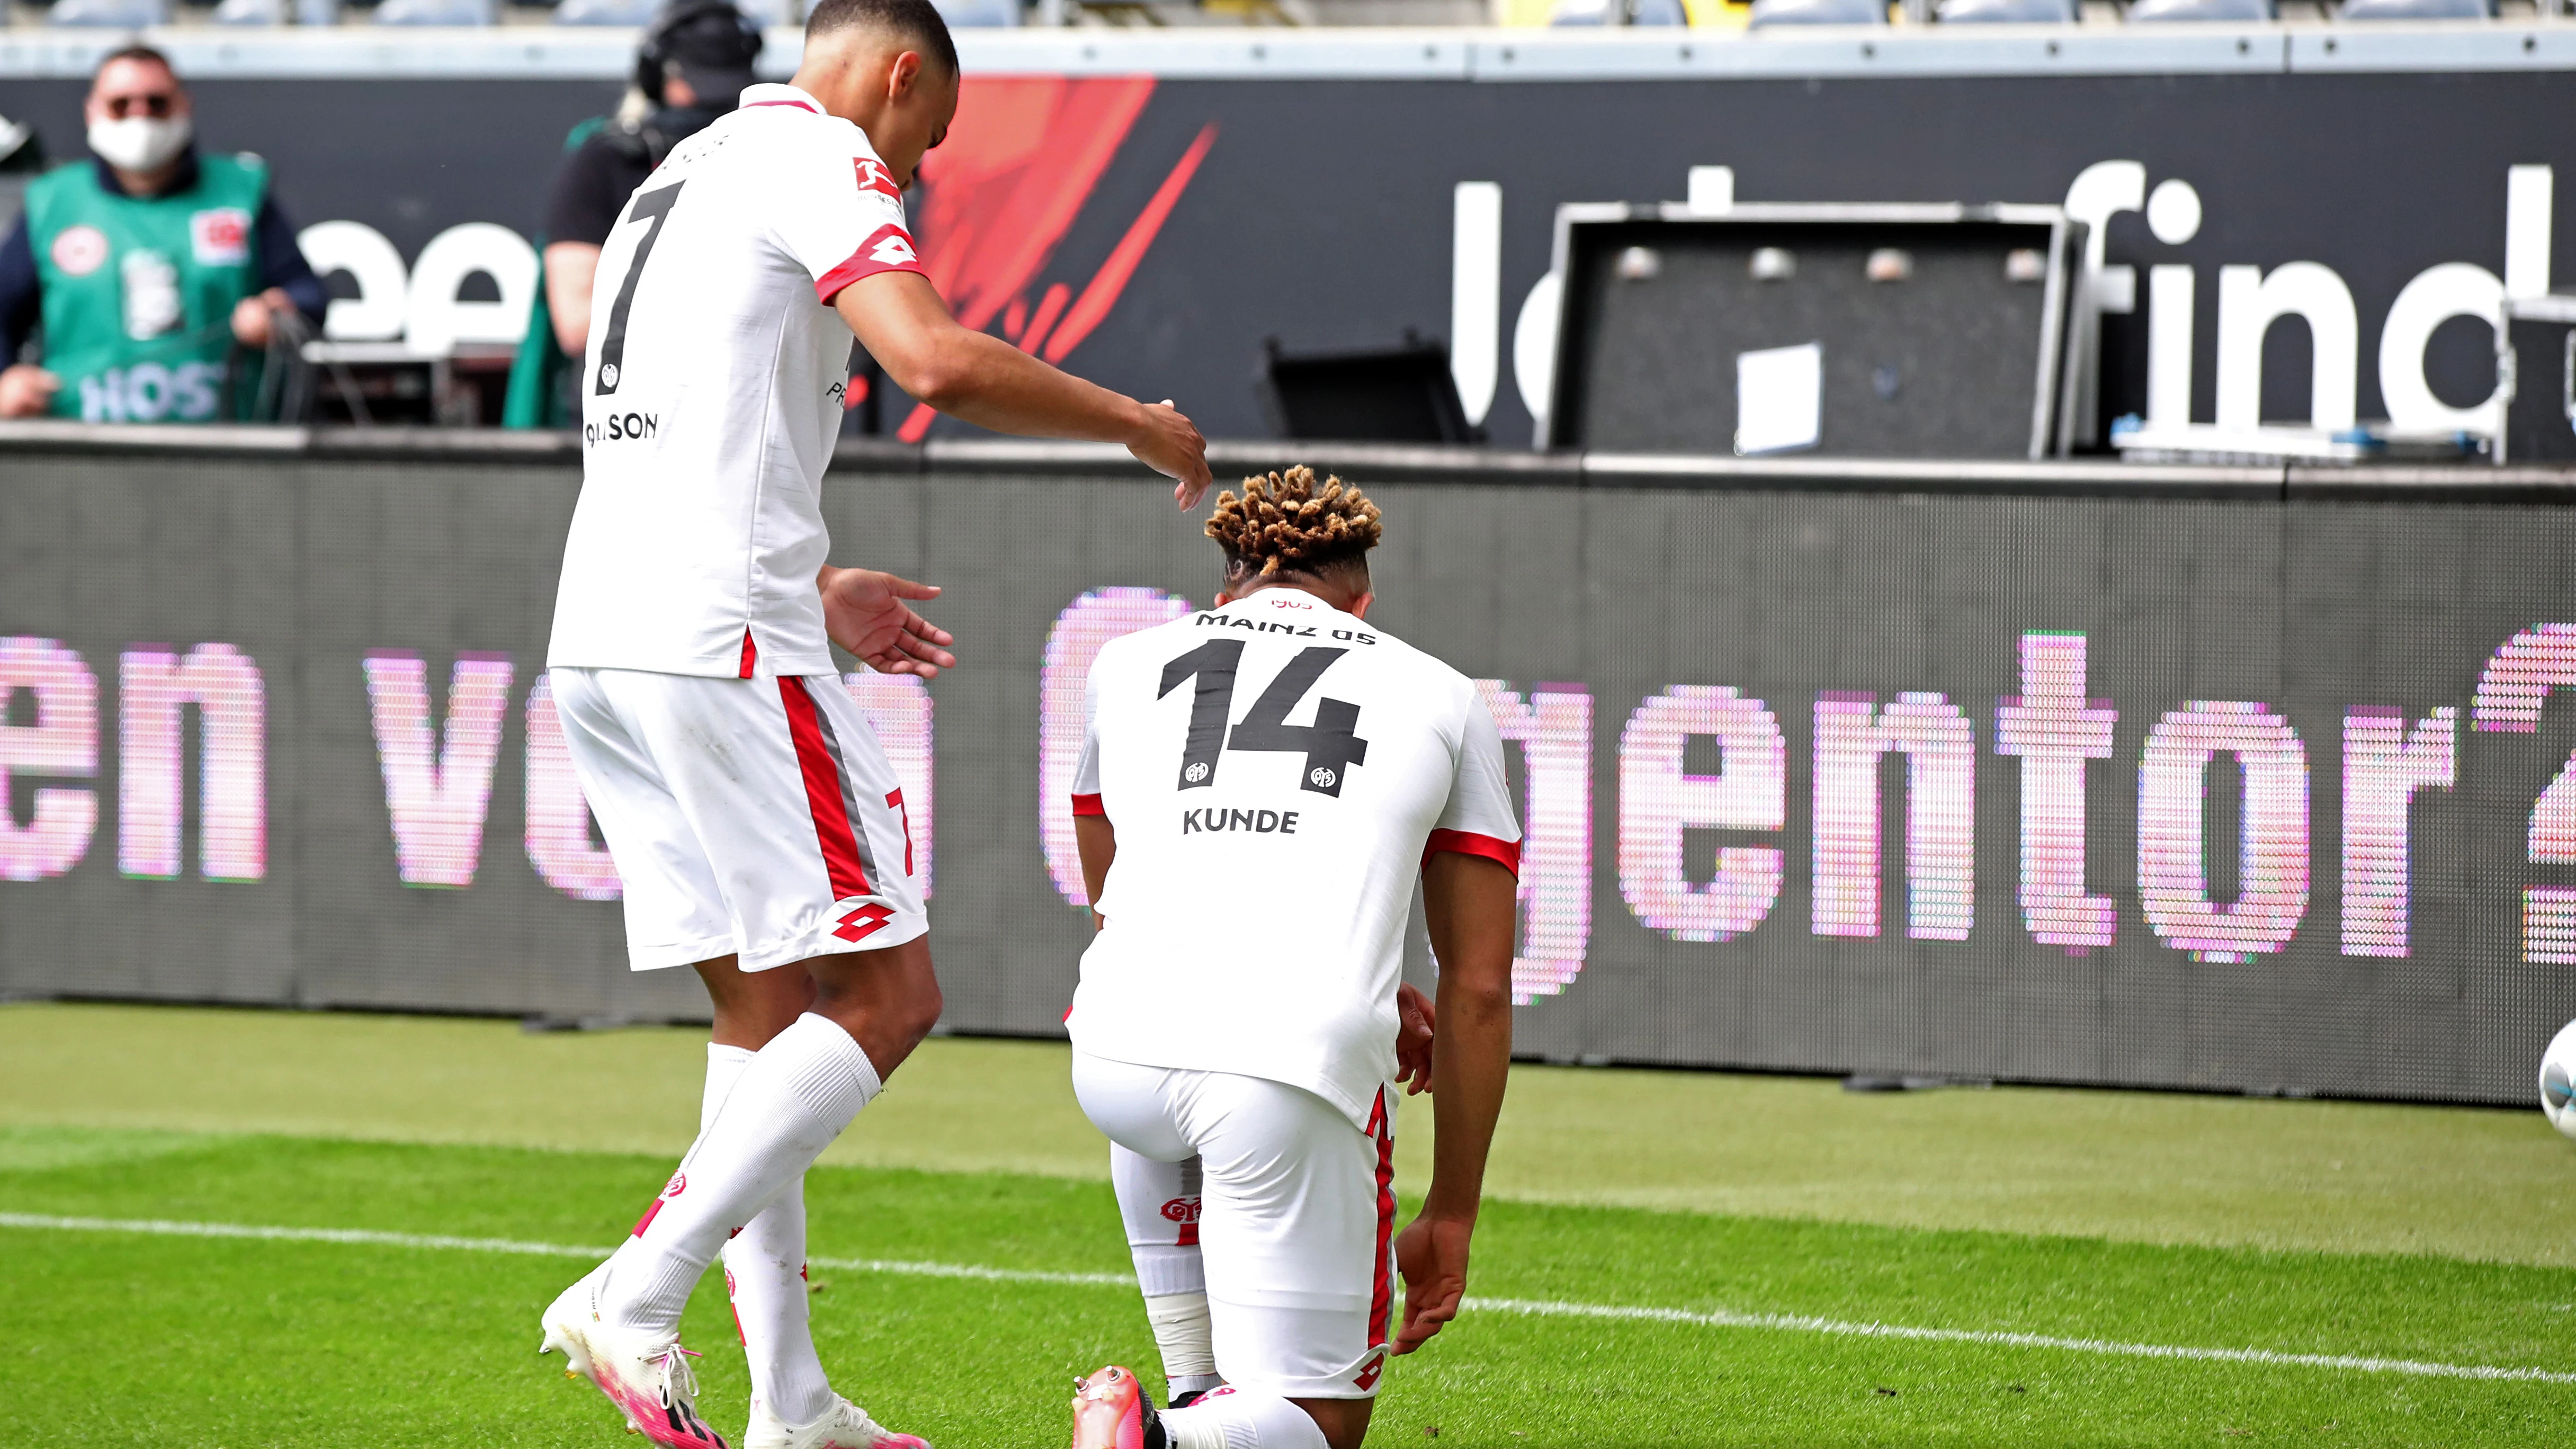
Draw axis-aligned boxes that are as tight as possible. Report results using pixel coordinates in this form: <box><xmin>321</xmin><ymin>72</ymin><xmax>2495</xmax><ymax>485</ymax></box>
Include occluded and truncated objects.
<box><xmin>87</xmin><ymin>114</ymin><xmax>192</xmax><ymax>174</ymax></box>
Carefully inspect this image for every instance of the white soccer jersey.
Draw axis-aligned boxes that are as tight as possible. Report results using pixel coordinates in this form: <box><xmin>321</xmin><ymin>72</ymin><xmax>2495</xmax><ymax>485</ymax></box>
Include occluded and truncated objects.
<box><xmin>548</xmin><ymin>84</ymin><xmax>926</xmax><ymax>680</ymax></box>
<box><xmin>1066</xmin><ymin>589</ymin><xmax>1522</xmax><ymax>1131</ymax></box>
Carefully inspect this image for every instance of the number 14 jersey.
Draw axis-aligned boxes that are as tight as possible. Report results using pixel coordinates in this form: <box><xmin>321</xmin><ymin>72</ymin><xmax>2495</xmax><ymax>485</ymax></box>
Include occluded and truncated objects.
<box><xmin>1067</xmin><ymin>589</ymin><xmax>1523</xmax><ymax>1131</ymax></box>
<box><xmin>548</xmin><ymin>84</ymin><xmax>926</xmax><ymax>682</ymax></box>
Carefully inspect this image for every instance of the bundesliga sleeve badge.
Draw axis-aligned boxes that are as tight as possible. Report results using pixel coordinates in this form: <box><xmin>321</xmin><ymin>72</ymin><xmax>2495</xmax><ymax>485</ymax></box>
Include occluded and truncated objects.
<box><xmin>854</xmin><ymin>157</ymin><xmax>902</xmax><ymax>201</ymax></box>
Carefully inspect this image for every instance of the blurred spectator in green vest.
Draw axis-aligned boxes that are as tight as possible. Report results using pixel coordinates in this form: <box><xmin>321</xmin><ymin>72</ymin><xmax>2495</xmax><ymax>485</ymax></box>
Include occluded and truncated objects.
<box><xmin>0</xmin><ymin>46</ymin><xmax>327</xmax><ymax>423</ymax></box>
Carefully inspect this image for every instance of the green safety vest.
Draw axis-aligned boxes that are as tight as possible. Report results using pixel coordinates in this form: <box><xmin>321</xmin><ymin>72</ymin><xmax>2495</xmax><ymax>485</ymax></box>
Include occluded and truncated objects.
<box><xmin>503</xmin><ymin>117</ymin><xmax>609</xmax><ymax>431</ymax></box>
<box><xmin>23</xmin><ymin>153</ymin><xmax>269</xmax><ymax>424</ymax></box>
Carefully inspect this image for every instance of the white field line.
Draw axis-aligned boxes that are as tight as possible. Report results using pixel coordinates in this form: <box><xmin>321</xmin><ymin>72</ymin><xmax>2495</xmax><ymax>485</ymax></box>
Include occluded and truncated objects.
<box><xmin>1463</xmin><ymin>1296</ymin><xmax>2576</xmax><ymax>1385</ymax></box>
<box><xmin>0</xmin><ymin>1213</ymin><xmax>1130</xmax><ymax>1286</ymax></box>
<box><xmin>5</xmin><ymin>1212</ymin><xmax>2568</xmax><ymax>1384</ymax></box>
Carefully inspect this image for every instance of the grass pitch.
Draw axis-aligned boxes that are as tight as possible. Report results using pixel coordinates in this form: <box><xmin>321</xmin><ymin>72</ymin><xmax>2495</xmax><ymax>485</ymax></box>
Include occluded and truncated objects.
<box><xmin>4</xmin><ymin>1004</ymin><xmax>2575</xmax><ymax>1446</ymax></box>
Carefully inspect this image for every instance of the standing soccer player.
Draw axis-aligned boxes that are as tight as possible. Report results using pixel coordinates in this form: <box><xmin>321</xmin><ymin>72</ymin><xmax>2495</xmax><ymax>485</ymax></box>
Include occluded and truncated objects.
<box><xmin>1062</xmin><ymin>468</ymin><xmax>1520</xmax><ymax>1449</ymax></box>
<box><xmin>534</xmin><ymin>2</ymin><xmax>1211</xmax><ymax>1446</ymax></box>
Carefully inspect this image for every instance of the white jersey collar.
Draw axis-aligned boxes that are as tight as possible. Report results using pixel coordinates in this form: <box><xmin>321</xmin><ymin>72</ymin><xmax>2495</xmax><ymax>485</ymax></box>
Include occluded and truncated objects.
<box><xmin>1220</xmin><ymin>587</ymin><xmax>1350</xmax><ymax>622</ymax></box>
<box><xmin>737</xmin><ymin>83</ymin><xmax>824</xmax><ymax>114</ymax></box>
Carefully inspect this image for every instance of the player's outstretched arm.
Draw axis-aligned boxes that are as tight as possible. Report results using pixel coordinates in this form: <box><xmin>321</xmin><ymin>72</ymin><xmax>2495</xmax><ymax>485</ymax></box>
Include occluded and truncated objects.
<box><xmin>1393</xmin><ymin>851</ymin><xmax>1516</xmax><ymax>1355</ymax></box>
<box><xmin>834</xmin><ymin>270</ymin><xmax>1213</xmax><ymax>507</ymax></box>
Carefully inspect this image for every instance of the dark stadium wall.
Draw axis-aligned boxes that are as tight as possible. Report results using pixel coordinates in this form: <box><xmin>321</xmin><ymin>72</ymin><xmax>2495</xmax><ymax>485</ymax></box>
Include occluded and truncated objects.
<box><xmin>5</xmin><ymin>442</ymin><xmax>2575</xmax><ymax>1107</ymax></box>
<box><xmin>5</xmin><ymin>70</ymin><xmax>2566</xmax><ymax>445</ymax></box>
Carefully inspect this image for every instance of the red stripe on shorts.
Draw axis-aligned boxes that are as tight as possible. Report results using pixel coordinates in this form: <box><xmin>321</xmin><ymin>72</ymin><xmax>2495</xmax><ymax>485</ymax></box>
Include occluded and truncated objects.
<box><xmin>1365</xmin><ymin>1086</ymin><xmax>1396</xmax><ymax>1347</ymax></box>
<box><xmin>738</xmin><ymin>628</ymin><xmax>758</xmax><ymax>679</ymax></box>
<box><xmin>780</xmin><ymin>677</ymin><xmax>873</xmax><ymax>902</ymax></box>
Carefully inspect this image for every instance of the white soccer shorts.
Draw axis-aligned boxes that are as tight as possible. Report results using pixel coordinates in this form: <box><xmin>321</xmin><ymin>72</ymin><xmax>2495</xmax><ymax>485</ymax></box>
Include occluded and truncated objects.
<box><xmin>1073</xmin><ymin>1051</ymin><xmax>1398</xmax><ymax>1401</ymax></box>
<box><xmin>550</xmin><ymin>666</ymin><xmax>928</xmax><ymax>972</ymax></box>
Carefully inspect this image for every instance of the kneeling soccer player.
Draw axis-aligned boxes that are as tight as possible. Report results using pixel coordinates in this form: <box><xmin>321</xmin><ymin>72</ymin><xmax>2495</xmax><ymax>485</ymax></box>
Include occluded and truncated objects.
<box><xmin>1061</xmin><ymin>468</ymin><xmax>1520</xmax><ymax>1449</ymax></box>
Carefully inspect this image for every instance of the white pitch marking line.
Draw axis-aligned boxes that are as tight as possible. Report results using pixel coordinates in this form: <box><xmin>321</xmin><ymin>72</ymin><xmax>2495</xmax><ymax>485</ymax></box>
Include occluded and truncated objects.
<box><xmin>5</xmin><ymin>1212</ymin><xmax>2568</xmax><ymax>1384</ymax></box>
<box><xmin>0</xmin><ymin>1213</ymin><xmax>1132</xmax><ymax>1286</ymax></box>
<box><xmin>1463</xmin><ymin>1296</ymin><xmax>2576</xmax><ymax>1385</ymax></box>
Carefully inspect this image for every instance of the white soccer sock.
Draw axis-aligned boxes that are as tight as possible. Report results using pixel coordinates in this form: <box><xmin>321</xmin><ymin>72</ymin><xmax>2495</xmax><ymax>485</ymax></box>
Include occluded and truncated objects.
<box><xmin>705</xmin><ymin>1044</ymin><xmax>836</xmax><ymax>1427</ymax></box>
<box><xmin>604</xmin><ymin>1014</ymin><xmax>882</xmax><ymax>1338</ymax></box>
<box><xmin>1113</xmin><ymin>1149</ymin><xmax>1217</xmax><ymax>1397</ymax></box>
<box><xmin>1143</xmin><ymin>1290</ymin><xmax>1220</xmax><ymax>1398</ymax></box>
<box><xmin>1131</xmin><ymin>1243</ymin><xmax>1207</xmax><ymax>1298</ymax></box>
<box><xmin>1158</xmin><ymin>1390</ymin><xmax>1329</xmax><ymax>1449</ymax></box>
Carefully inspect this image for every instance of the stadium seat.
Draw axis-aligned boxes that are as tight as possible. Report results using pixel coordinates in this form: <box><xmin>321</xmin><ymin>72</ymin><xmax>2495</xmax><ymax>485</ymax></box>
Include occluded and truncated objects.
<box><xmin>373</xmin><ymin>0</ymin><xmax>495</xmax><ymax>21</ymax></box>
<box><xmin>46</xmin><ymin>0</ymin><xmax>171</xmax><ymax>24</ymax></box>
<box><xmin>931</xmin><ymin>0</ymin><xmax>1020</xmax><ymax>23</ymax></box>
<box><xmin>1939</xmin><ymin>0</ymin><xmax>2075</xmax><ymax>19</ymax></box>
<box><xmin>1546</xmin><ymin>0</ymin><xmax>1686</xmax><ymax>21</ymax></box>
<box><xmin>2337</xmin><ymin>0</ymin><xmax>2492</xmax><ymax>17</ymax></box>
<box><xmin>1748</xmin><ymin>0</ymin><xmax>1887</xmax><ymax>24</ymax></box>
<box><xmin>552</xmin><ymin>0</ymin><xmax>655</xmax><ymax>22</ymax></box>
<box><xmin>2125</xmin><ymin>0</ymin><xmax>2271</xmax><ymax>19</ymax></box>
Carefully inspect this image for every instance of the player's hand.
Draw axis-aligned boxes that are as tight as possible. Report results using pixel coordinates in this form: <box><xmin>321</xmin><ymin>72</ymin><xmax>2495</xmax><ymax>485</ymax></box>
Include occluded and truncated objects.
<box><xmin>1128</xmin><ymin>398</ymin><xmax>1211</xmax><ymax>509</ymax></box>
<box><xmin>1391</xmin><ymin>1211</ymin><xmax>1473</xmax><ymax>1355</ymax></box>
<box><xmin>819</xmin><ymin>566</ymin><xmax>958</xmax><ymax>678</ymax></box>
<box><xmin>1394</xmin><ymin>982</ymin><xmax>1437</xmax><ymax>1095</ymax></box>
<box><xmin>0</xmin><ymin>363</ymin><xmax>60</xmax><ymax>418</ymax></box>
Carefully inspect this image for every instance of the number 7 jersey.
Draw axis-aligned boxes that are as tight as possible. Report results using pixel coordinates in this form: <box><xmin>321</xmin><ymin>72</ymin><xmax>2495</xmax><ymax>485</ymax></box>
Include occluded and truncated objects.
<box><xmin>548</xmin><ymin>83</ymin><xmax>927</xmax><ymax>681</ymax></box>
<box><xmin>1066</xmin><ymin>589</ymin><xmax>1523</xmax><ymax>1131</ymax></box>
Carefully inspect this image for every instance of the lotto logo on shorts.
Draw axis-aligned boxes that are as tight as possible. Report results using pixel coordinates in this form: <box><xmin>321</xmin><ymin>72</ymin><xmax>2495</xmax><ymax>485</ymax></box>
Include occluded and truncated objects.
<box><xmin>835</xmin><ymin>902</ymin><xmax>896</xmax><ymax>942</ymax></box>
<box><xmin>1353</xmin><ymin>1353</ymin><xmax>1385</xmax><ymax>1391</ymax></box>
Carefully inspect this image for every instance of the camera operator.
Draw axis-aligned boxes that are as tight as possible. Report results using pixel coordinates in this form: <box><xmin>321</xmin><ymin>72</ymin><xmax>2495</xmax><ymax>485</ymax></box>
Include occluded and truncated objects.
<box><xmin>504</xmin><ymin>1</ymin><xmax>763</xmax><ymax>427</ymax></box>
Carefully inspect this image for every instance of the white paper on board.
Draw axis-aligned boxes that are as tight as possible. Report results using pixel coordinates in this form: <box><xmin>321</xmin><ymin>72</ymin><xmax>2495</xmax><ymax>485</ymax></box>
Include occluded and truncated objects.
<box><xmin>1735</xmin><ymin>342</ymin><xmax>1822</xmax><ymax>456</ymax></box>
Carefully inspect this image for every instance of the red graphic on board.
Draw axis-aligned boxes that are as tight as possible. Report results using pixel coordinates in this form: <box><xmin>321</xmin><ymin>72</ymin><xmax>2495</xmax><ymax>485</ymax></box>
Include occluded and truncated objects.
<box><xmin>896</xmin><ymin>76</ymin><xmax>1216</xmax><ymax>442</ymax></box>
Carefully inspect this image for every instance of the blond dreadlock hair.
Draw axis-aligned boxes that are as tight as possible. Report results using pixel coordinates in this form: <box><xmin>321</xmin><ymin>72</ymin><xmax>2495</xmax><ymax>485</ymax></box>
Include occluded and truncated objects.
<box><xmin>1204</xmin><ymin>466</ymin><xmax>1384</xmax><ymax>580</ymax></box>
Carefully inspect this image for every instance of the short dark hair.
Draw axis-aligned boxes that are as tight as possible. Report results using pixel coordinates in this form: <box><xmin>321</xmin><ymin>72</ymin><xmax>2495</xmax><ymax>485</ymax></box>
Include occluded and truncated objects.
<box><xmin>94</xmin><ymin>44</ymin><xmax>182</xmax><ymax>85</ymax></box>
<box><xmin>803</xmin><ymin>0</ymin><xmax>959</xmax><ymax>77</ymax></box>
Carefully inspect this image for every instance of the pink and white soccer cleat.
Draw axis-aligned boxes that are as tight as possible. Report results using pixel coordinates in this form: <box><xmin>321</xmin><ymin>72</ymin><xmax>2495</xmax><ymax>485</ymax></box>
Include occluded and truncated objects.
<box><xmin>1068</xmin><ymin>1365</ymin><xmax>1164</xmax><ymax>1449</ymax></box>
<box><xmin>745</xmin><ymin>1393</ymin><xmax>933</xmax><ymax>1449</ymax></box>
<box><xmin>540</xmin><ymin>1271</ymin><xmax>730</xmax><ymax>1449</ymax></box>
